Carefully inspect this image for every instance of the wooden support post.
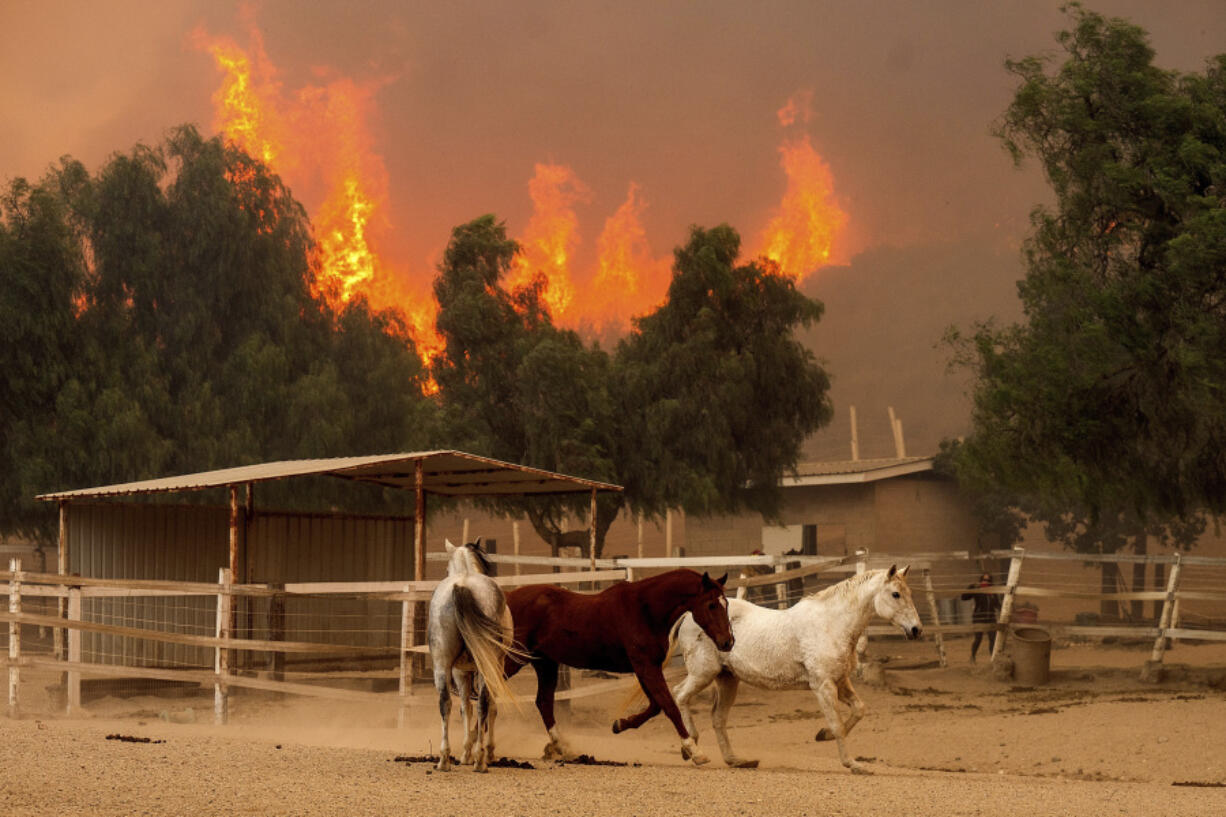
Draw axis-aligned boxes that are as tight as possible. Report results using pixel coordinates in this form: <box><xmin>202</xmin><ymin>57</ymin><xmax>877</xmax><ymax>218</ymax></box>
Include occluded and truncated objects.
<box><xmin>411</xmin><ymin>460</ymin><xmax>426</xmax><ymax>680</ymax></box>
<box><xmin>773</xmin><ymin>562</ymin><xmax>788</xmax><ymax>610</ymax></box>
<box><xmin>8</xmin><ymin>558</ymin><xmax>20</xmax><ymax>718</ymax></box>
<box><xmin>849</xmin><ymin>405</ymin><xmax>860</xmax><ymax>461</ymax></box>
<box><xmin>398</xmin><ymin>582</ymin><xmax>412</xmax><ymax>729</ymax></box>
<box><xmin>214</xmin><ymin>567</ymin><xmax>232</xmax><ymax>725</ymax></box>
<box><xmin>462</xmin><ymin>517</ymin><xmax>470</xmax><ymax>545</ymax></box>
<box><xmin>1150</xmin><ymin>554</ymin><xmax>1183</xmax><ymax>667</ymax></box>
<box><xmin>55</xmin><ymin>502</ymin><xmax>67</xmax><ymax>666</ymax></box>
<box><xmin>636</xmin><ymin>514</ymin><xmax>644</xmax><ymax>560</ymax></box>
<box><xmin>991</xmin><ymin>548</ymin><xmax>1025</xmax><ymax>663</ymax></box>
<box><xmin>513</xmin><ymin>521</ymin><xmax>522</xmax><ymax>577</ymax></box>
<box><xmin>735</xmin><ymin>572</ymin><xmax>748</xmax><ymax>600</ymax></box>
<box><xmin>589</xmin><ymin>488</ymin><xmax>598</xmax><ymax>573</ymax></box>
<box><xmin>922</xmin><ymin>568</ymin><xmax>947</xmax><ymax>668</ymax></box>
<box><xmin>665</xmin><ymin>509</ymin><xmax>674</xmax><ymax>558</ymax></box>
<box><xmin>66</xmin><ymin>585</ymin><xmax>81</xmax><ymax>714</ymax></box>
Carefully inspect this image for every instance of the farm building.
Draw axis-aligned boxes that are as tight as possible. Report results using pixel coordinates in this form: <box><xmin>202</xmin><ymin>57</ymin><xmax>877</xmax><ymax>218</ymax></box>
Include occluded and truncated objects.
<box><xmin>33</xmin><ymin>450</ymin><xmax>621</xmax><ymax>671</ymax></box>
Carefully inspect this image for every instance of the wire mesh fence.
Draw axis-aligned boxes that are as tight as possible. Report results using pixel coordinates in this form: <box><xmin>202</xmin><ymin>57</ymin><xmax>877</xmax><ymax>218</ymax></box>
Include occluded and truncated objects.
<box><xmin>4</xmin><ymin>548</ymin><xmax>1225</xmax><ymax>725</ymax></box>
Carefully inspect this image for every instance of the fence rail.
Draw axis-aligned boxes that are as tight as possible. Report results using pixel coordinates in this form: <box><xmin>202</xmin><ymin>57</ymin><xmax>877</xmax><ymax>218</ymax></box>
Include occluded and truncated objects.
<box><xmin>5</xmin><ymin>547</ymin><xmax>1226</xmax><ymax>726</ymax></box>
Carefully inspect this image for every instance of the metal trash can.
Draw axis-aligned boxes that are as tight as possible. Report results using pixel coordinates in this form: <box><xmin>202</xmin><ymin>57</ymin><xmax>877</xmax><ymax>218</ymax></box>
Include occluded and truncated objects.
<box><xmin>1011</xmin><ymin>626</ymin><xmax>1051</xmax><ymax>686</ymax></box>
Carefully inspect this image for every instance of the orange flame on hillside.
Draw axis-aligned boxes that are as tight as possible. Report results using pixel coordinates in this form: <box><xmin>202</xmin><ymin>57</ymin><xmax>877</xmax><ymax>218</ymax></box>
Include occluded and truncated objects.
<box><xmin>507</xmin><ymin>163</ymin><xmax>591</xmax><ymax>318</ymax></box>
<box><xmin>753</xmin><ymin>92</ymin><xmax>849</xmax><ymax>280</ymax></box>
<box><xmin>194</xmin><ymin>27</ymin><xmax>444</xmax><ymax>372</ymax></box>
<box><xmin>592</xmin><ymin>183</ymin><xmax>670</xmax><ymax>321</ymax></box>
<box><xmin>197</xmin><ymin>24</ymin><xmax>845</xmax><ymax>360</ymax></box>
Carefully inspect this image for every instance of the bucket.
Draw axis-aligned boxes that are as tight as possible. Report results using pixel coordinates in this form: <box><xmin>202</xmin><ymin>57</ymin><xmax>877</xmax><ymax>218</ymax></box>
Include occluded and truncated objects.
<box><xmin>1011</xmin><ymin>626</ymin><xmax>1051</xmax><ymax>686</ymax></box>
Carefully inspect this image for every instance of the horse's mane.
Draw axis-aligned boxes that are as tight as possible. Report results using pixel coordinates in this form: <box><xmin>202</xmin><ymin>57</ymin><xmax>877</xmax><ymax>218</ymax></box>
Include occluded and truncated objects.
<box><xmin>465</xmin><ymin>541</ymin><xmax>492</xmax><ymax>576</ymax></box>
<box><xmin>805</xmin><ymin>568</ymin><xmax>883</xmax><ymax>602</ymax></box>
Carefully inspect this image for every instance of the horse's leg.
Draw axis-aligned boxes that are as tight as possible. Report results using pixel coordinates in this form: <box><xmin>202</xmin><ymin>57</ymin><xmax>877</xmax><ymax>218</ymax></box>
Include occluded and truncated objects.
<box><xmin>809</xmin><ymin>674</ymin><xmax>868</xmax><ymax>775</ymax></box>
<box><xmin>710</xmin><ymin>673</ymin><xmax>757</xmax><ymax>768</ymax></box>
<box><xmin>484</xmin><ymin>696</ymin><xmax>499</xmax><ymax>764</ymax></box>
<box><xmin>627</xmin><ymin>659</ymin><xmax>709</xmax><ymax>766</ymax></box>
<box><xmin>453</xmin><ymin>669</ymin><xmax>476</xmax><ymax>765</ymax></box>
<box><xmin>532</xmin><ymin>660</ymin><xmax>572</xmax><ymax>760</ymax></box>
<box><xmin>611</xmin><ymin>683</ymin><xmax>661</xmax><ymax>733</ymax></box>
<box><xmin>433</xmin><ymin>664</ymin><xmax>454</xmax><ymax>772</ymax></box>
<box><xmin>835</xmin><ymin>676</ymin><xmax>868</xmax><ymax>737</ymax></box>
<box><xmin>472</xmin><ymin>678</ymin><xmax>491</xmax><ymax>773</ymax></box>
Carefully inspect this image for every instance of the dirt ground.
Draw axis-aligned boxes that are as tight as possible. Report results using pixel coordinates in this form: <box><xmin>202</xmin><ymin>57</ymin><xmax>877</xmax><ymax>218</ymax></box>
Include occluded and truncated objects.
<box><xmin>3</xmin><ymin>639</ymin><xmax>1225</xmax><ymax>816</ymax></box>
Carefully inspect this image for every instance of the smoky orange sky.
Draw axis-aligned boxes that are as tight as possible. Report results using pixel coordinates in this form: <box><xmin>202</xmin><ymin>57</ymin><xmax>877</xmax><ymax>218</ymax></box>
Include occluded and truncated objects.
<box><xmin>3</xmin><ymin>0</ymin><xmax>1224</xmax><ymax>457</ymax></box>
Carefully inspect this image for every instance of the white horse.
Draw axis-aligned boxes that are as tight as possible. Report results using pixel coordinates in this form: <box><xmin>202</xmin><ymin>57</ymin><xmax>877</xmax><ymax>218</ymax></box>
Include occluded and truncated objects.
<box><xmin>671</xmin><ymin>565</ymin><xmax>922</xmax><ymax>774</ymax></box>
<box><xmin>427</xmin><ymin>538</ymin><xmax>518</xmax><ymax>772</ymax></box>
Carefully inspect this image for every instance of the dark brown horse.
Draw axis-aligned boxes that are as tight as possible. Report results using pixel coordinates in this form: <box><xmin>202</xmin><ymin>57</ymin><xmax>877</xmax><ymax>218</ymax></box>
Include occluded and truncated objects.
<box><xmin>505</xmin><ymin>569</ymin><xmax>733</xmax><ymax>765</ymax></box>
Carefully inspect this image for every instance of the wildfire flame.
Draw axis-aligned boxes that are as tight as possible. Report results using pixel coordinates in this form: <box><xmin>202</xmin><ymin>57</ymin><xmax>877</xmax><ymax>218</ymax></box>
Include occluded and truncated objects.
<box><xmin>592</xmin><ymin>182</ymin><xmax>670</xmax><ymax>321</ymax></box>
<box><xmin>753</xmin><ymin>93</ymin><xmax>849</xmax><ymax>280</ymax></box>
<box><xmin>507</xmin><ymin>163</ymin><xmax>591</xmax><ymax>318</ymax></box>
<box><xmin>194</xmin><ymin>26</ymin><xmax>444</xmax><ymax>372</ymax></box>
<box><xmin>197</xmin><ymin>23</ymin><xmax>845</xmax><ymax>366</ymax></box>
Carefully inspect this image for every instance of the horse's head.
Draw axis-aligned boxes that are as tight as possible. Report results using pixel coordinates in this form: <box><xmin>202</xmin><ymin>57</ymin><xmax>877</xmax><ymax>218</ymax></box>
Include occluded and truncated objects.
<box><xmin>688</xmin><ymin>572</ymin><xmax>734</xmax><ymax>652</ymax></box>
<box><xmin>444</xmin><ymin>538</ymin><xmax>491</xmax><ymax>576</ymax></box>
<box><xmin>873</xmin><ymin>565</ymin><xmax>922</xmax><ymax>640</ymax></box>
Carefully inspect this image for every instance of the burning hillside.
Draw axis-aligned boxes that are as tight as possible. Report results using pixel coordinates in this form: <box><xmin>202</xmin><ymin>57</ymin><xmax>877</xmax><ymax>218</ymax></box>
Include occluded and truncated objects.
<box><xmin>196</xmin><ymin>27</ymin><xmax>847</xmax><ymax>364</ymax></box>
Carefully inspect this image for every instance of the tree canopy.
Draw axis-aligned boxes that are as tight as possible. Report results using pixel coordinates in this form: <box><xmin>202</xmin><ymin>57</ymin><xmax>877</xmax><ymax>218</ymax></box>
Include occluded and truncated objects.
<box><xmin>0</xmin><ymin>126</ymin><xmax>436</xmax><ymax>538</ymax></box>
<box><xmin>948</xmin><ymin>6</ymin><xmax>1226</xmax><ymax>532</ymax></box>
<box><xmin>431</xmin><ymin>217</ymin><xmax>833</xmax><ymax>557</ymax></box>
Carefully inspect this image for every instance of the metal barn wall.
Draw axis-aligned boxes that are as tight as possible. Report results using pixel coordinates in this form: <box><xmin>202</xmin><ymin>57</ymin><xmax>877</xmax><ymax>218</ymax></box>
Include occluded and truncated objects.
<box><xmin>69</xmin><ymin>502</ymin><xmax>228</xmax><ymax>670</ymax></box>
<box><xmin>67</xmin><ymin>502</ymin><xmax>415</xmax><ymax>669</ymax></box>
<box><xmin>245</xmin><ymin>511</ymin><xmax>416</xmax><ymax>658</ymax></box>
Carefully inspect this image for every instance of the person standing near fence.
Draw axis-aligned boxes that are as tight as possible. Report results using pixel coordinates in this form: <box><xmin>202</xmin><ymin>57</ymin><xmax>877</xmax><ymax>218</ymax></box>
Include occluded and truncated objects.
<box><xmin>962</xmin><ymin>573</ymin><xmax>1002</xmax><ymax>663</ymax></box>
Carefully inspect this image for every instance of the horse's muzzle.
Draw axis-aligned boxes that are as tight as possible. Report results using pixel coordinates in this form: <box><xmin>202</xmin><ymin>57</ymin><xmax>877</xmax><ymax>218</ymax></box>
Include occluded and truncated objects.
<box><xmin>718</xmin><ymin>636</ymin><xmax>735</xmax><ymax>652</ymax></box>
<box><xmin>906</xmin><ymin>625</ymin><xmax>922</xmax><ymax>640</ymax></box>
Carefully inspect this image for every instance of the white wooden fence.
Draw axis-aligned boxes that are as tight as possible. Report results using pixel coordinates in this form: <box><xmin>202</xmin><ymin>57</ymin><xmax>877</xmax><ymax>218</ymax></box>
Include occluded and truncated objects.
<box><xmin>3</xmin><ymin>548</ymin><xmax>1225</xmax><ymax>725</ymax></box>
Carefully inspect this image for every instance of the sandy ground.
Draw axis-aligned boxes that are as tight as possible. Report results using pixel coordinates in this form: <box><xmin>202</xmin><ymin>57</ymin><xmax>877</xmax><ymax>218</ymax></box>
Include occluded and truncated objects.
<box><xmin>3</xmin><ymin>639</ymin><xmax>1225</xmax><ymax>816</ymax></box>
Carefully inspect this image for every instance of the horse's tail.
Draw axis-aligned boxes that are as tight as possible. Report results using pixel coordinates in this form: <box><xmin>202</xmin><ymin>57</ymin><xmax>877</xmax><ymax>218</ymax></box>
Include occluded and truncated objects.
<box><xmin>452</xmin><ymin>582</ymin><xmax>524</xmax><ymax>710</ymax></box>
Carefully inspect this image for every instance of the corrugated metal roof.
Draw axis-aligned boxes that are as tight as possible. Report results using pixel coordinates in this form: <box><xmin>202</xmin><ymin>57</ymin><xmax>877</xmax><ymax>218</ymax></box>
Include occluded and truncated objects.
<box><xmin>782</xmin><ymin>456</ymin><xmax>935</xmax><ymax>486</ymax></box>
<box><xmin>36</xmin><ymin>450</ymin><xmax>622</xmax><ymax>500</ymax></box>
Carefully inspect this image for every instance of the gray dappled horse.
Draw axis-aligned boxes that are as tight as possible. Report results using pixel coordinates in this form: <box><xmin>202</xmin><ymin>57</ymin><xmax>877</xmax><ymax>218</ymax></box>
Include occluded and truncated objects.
<box><xmin>427</xmin><ymin>539</ymin><xmax>517</xmax><ymax>772</ymax></box>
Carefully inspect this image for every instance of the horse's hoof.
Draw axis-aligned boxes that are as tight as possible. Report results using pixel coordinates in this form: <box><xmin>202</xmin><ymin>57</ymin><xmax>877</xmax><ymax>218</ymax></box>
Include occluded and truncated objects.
<box><xmin>473</xmin><ymin>764</ymin><xmax>489</xmax><ymax>774</ymax></box>
<box><xmin>849</xmin><ymin>763</ymin><xmax>872</xmax><ymax>775</ymax></box>
<box><xmin>435</xmin><ymin>760</ymin><xmax>451</xmax><ymax>772</ymax></box>
<box><xmin>815</xmin><ymin>728</ymin><xmax>834</xmax><ymax>742</ymax></box>
<box><xmin>542</xmin><ymin>742</ymin><xmax>564</xmax><ymax>761</ymax></box>
<box><xmin>728</xmin><ymin>758</ymin><xmax>759</xmax><ymax>769</ymax></box>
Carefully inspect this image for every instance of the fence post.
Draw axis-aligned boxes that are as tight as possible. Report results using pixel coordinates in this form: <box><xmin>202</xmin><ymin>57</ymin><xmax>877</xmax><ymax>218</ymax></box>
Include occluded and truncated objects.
<box><xmin>922</xmin><ymin>568</ymin><xmax>947</xmax><ymax>668</ymax></box>
<box><xmin>268</xmin><ymin>583</ymin><xmax>285</xmax><ymax>683</ymax></box>
<box><xmin>990</xmin><ymin>547</ymin><xmax>1025</xmax><ymax>663</ymax></box>
<box><xmin>66</xmin><ymin>584</ymin><xmax>81</xmax><ymax>714</ymax></box>
<box><xmin>214</xmin><ymin>567</ymin><xmax>232</xmax><ymax>725</ymax></box>
<box><xmin>8</xmin><ymin>558</ymin><xmax>20</xmax><ymax>718</ymax></box>
<box><xmin>398</xmin><ymin>583</ymin><xmax>412</xmax><ymax>728</ymax></box>
<box><xmin>513</xmin><ymin>522</ymin><xmax>522</xmax><ymax>577</ymax></box>
<box><xmin>854</xmin><ymin>550</ymin><xmax>869</xmax><ymax>662</ymax></box>
<box><xmin>773</xmin><ymin>560</ymin><xmax>789</xmax><ymax>610</ymax></box>
<box><xmin>735</xmin><ymin>570</ymin><xmax>748</xmax><ymax>600</ymax></box>
<box><xmin>1145</xmin><ymin>554</ymin><xmax>1183</xmax><ymax>679</ymax></box>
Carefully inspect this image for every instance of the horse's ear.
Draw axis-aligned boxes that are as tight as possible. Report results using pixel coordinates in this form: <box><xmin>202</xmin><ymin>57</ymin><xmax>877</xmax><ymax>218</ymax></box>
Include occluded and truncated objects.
<box><xmin>716</xmin><ymin>572</ymin><xmax>728</xmax><ymax>587</ymax></box>
<box><xmin>887</xmin><ymin>564</ymin><xmax>897</xmax><ymax>579</ymax></box>
<box><xmin>471</xmin><ymin>536</ymin><xmax>483</xmax><ymax>549</ymax></box>
<box><xmin>444</xmin><ymin>539</ymin><xmax>456</xmax><ymax>553</ymax></box>
<box><xmin>899</xmin><ymin>565</ymin><xmax>910</xmax><ymax>578</ymax></box>
<box><xmin>701</xmin><ymin>571</ymin><xmax>713</xmax><ymax>588</ymax></box>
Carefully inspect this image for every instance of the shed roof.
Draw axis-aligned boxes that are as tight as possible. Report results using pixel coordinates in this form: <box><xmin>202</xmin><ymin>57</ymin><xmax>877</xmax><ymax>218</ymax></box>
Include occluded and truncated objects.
<box><xmin>36</xmin><ymin>450</ymin><xmax>623</xmax><ymax>501</ymax></box>
<box><xmin>782</xmin><ymin>456</ymin><xmax>935</xmax><ymax>487</ymax></box>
